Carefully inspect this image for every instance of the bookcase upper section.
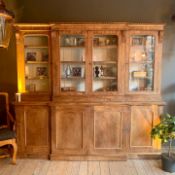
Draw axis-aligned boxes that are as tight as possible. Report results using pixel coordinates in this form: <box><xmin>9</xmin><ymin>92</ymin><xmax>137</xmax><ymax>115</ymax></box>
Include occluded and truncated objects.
<box><xmin>14</xmin><ymin>22</ymin><xmax>164</xmax><ymax>97</ymax></box>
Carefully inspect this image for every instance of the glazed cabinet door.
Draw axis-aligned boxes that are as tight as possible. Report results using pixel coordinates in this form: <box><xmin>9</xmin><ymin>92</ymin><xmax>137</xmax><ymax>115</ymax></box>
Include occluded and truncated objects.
<box><xmin>129</xmin><ymin>105</ymin><xmax>161</xmax><ymax>152</ymax></box>
<box><xmin>52</xmin><ymin>31</ymin><xmax>88</xmax><ymax>95</ymax></box>
<box><xmin>51</xmin><ymin>106</ymin><xmax>90</xmax><ymax>159</ymax></box>
<box><xmin>15</xmin><ymin>105</ymin><xmax>50</xmax><ymax>157</ymax></box>
<box><xmin>53</xmin><ymin>30</ymin><xmax>123</xmax><ymax>95</ymax></box>
<box><xmin>15</xmin><ymin>30</ymin><xmax>51</xmax><ymax>95</ymax></box>
<box><xmin>90</xmin><ymin>31</ymin><xmax>123</xmax><ymax>94</ymax></box>
<box><xmin>90</xmin><ymin>105</ymin><xmax>130</xmax><ymax>158</ymax></box>
<box><xmin>126</xmin><ymin>31</ymin><xmax>162</xmax><ymax>94</ymax></box>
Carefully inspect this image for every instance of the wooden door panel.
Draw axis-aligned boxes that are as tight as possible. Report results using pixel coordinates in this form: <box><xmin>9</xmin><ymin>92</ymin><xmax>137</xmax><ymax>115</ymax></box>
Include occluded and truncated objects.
<box><xmin>53</xmin><ymin>107</ymin><xmax>87</xmax><ymax>150</ymax></box>
<box><xmin>24</xmin><ymin>106</ymin><xmax>49</xmax><ymax>147</ymax></box>
<box><xmin>94</xmin><ymin>110</ymin><xmax>122</xmax><ymax>149</ymax></box>
<box><xmin>55</xmin><ymin>110</ymin><xmax>83</xmax><ymax>149</ymax></box>
<box><xmin>130</xmin><ymin>106</ymin><xmax>153</xmax><ymax>147</ymax></box>
<box><xmin>93</xmin><ymin>106</ymin><xmax>128</xmax><ymax>153</ymax></box>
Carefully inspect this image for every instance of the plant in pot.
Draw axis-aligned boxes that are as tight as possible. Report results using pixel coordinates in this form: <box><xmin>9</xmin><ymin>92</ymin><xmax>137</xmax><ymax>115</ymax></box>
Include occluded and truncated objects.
<box><xmin>151</xmin><ymin>113</ymin><xmax>175</xmax><ymax>173</ymax></box>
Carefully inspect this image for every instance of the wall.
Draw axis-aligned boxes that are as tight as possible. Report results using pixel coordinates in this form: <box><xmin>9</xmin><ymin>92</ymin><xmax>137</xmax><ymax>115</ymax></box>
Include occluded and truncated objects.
<box><xmin>0</xmin><ymin>0</ymin><xmax>20</xmax><ymax>100</ymax></box>
<box><xmin>18</xmin><ymin>0</ymin><xmax>174</xmax><ymax>23</ymax></box>
<box><xmin>1</xmin><ymin>0</ymin><xmax>175</xmax><ymax>113</ymax></box>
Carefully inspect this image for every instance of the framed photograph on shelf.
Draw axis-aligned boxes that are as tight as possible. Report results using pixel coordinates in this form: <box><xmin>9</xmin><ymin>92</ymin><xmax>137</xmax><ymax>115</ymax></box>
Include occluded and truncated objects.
<box><xmin>26</xmin><ymin>52</ymin><xmax>37</xmax><ymax>61</ymax></box>
<box><xmin>36</xmin><ymin>67</ymin><xmax>48</xmax><ymax>77</ymax></box>
<box><xmin>72</xmin><ymin>67</ymin><xmax>82</xmax><ymax>77</ymax></box>
<box><xmin>103</xmin><ymin>66</ymin><xmax>115</xmax><ymax>77</ymax></box>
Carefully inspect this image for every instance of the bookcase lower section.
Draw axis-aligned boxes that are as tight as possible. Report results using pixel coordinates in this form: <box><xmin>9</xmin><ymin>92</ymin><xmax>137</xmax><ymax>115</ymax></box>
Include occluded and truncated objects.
<box><xmin>14</xmin><ymin>102</ymin><xmax>162</xmax><ymax>160</ymax></box>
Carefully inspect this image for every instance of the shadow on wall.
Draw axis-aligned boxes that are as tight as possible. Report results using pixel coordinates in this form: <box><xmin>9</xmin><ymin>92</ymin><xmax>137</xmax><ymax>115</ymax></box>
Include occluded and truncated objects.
<box><xmin>161</xmin><ymin>23</ymin><xmax>175</xmax><ymax>115</ymax></box>
<box><xmin>0</xmin><ymin>0</ymin><xmax>21</xmax><ymax>101</ymax></box>
<box><xmin>162</xmin><ymin>83</ymin><xmax>175</xmax><ymax>96</ymax></box>
<box><xmin>162</xmin><ymin>83</ymin><xmax>175</xmax><ymax>114</ymax></box>
<box><xmin>163</xmin><ymin>99</ymin><xmax>175</xmax><ymax>114</ymax></box>
<box><xmin>162</xmin><ymin>24</ymin><xmax>175</xmax><ymax>59</ymax></box>
<box><xmin>0</xmin><ymin>34</ymin><xmax>17</xmax><ymax>101</ymax></box>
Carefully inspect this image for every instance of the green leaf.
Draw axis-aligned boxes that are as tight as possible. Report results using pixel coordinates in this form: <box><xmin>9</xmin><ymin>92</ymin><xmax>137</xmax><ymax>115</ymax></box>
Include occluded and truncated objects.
<box><xmin>151</xmin><ymin>113</ymin><xmax>175</xmax><ymax>157</ymax></box>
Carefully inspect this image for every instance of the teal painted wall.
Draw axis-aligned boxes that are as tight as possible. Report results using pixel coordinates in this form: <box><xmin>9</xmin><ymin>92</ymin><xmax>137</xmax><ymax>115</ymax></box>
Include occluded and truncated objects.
<box><xmin>1</xmin><ymin>0</ymin><xmax>175</xmax><ymax>114</ymax></box>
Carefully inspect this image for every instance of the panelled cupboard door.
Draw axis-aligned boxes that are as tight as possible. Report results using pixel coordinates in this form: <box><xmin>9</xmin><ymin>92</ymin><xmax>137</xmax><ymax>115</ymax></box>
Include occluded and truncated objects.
<box><xmin>126</xmin><ymin>31</ymin><xmax>162</xmax><ymax>94</ymax></box>
<box><xmin>16</xmin><ymin>105</ymin><xmax>49</xmax><ymax>157</ymax></box>
<box><xmin>130</xmin><ymin>105</ymin><xmax>160</xmax><ymax>152</ymax></box>
<box><xmin>51</xmin><ymin>106</ymin><xmax>90</xmax><ymax>156</ymax></box>
<box><xmin>90</xmin><ymin>105</ymin><xmax>130</xmax><ymax>156</ymax></box>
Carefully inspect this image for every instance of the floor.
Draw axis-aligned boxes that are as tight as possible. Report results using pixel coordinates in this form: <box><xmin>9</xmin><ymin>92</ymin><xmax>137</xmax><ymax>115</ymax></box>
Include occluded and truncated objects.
<box><xmin>0</xmin><ymin>158</ymin><xmax>174</xmax><ymax>175</ymax></box>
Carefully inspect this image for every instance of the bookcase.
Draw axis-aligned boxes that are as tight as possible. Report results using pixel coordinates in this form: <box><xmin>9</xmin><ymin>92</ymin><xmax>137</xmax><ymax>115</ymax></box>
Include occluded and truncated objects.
<box><xmin>14</xmin><ymin>23</ymin><xmax>164</xmax><ymax>159</ymax></box>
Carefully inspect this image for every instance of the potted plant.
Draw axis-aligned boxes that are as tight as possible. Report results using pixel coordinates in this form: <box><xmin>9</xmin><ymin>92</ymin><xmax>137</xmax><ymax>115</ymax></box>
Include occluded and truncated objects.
<box><xmin>151</xmin><ymin>113</ymin><xmax>175</xmax><ymax>173</ymax></box>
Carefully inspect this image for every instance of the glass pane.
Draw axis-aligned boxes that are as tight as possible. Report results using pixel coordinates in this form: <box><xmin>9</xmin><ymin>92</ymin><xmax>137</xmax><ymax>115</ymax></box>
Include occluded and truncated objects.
<box><xmin>0</xmin><ymin>16</ymin><xmax>13</xmax><ymax>48</ymax></box>
<box><xmin>60</xmin><ymin>35</ymin><xmax>85</xmax><ymax>92</ymax></box>
<box><xmin>92</xmin><ymin>35</ymin><xmax>118</xmax><ymax>92</ymax></box>
<box><xmin>129</xmin><ymin>35</ymin><xmax>155</xmax><ymax>92</ymax></box>
<box><xmin>24</xmin><ymin>35</ymin><xmax>49</xmax><ymax>92</ymax></box>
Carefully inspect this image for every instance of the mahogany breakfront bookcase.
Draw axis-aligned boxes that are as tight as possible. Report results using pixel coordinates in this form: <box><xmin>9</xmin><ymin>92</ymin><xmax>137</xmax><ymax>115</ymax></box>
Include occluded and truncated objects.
<box><xmin>14</xmin><ymin>22</ymin><xmax>164</xmax><ymax>160</ymax></box>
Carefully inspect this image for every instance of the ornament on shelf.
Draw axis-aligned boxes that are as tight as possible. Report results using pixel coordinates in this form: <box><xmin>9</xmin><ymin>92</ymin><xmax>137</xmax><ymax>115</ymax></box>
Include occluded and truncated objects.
<box><xmin>65</xmin><ymin>65</ymin><xmax>72</xmax><ymax>77</ymax></box>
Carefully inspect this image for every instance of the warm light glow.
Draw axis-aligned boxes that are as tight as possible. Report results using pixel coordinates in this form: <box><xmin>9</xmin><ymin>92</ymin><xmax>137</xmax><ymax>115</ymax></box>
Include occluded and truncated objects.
<box><xmin>16</xmin><ymin>31</ymin><xmax>26</xmax><ymax>93</ymax></box>
<box><xmin>17</xmin><ymin>54</ymin><xmax>25</xmax><ymax>93</ymax></box>
<box><xmin>152</xmin><ymin>105</ymin><xmax>161</xmax><ymax>150</ymax></box>
<box><xmin>18</xmin><ymin>79</ymin><xmax>25</xmax><ymax>93</ymax></box>
<box><xmin>153</xmin><ymin>137</ymin><xmax>161</xmax><ymax>150</ymax></box>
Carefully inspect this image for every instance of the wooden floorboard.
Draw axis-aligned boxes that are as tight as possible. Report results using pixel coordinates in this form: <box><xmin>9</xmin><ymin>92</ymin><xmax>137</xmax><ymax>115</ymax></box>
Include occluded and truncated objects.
<box><xmin>1</xmin><ymin>158</ymin><xmax>175</xmax><ymax>175</ymax></box>
<box><xmin>88</xmin><ymin>161</ymin><xmax>101</xmax><ymax>175</ymax></box>
<box><xmin>147</xmin><ymin>160</ymin><xmax>168</xmax><ymax>175</ymax></box>
<box><xmin>100</xmin><ymin>161</ymin><xmax>110</xmax><ymax>175</ymax></box>
<box><xmin>79</xmin><ymin>161</ymin><xmax>88</xmax><ymax>175</ymax></box>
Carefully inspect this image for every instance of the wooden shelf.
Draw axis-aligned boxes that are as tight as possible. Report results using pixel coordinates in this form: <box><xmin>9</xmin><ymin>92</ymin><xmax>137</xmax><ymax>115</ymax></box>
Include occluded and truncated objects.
<box><xmin>61</xmin><ymin>61</ymin><xmax>85</xmax><ymax>64</ymax></box>
<box><xmin>93</xmin><ymin>45</ymin><xmax>117</xmax><ymax>48</ymax></box>
<box><xmin>130</xmin><ymin>60</ymin><xmax>153</xmax><ymax>64</ymax></box>
<box><xmin>93</xmin><ymin>76</ymin><xmax>116</xmax><ymax>80</ymax></box>
<box><xmin>26</xmin><ymin>61</ymin><xmax>49</xmax><ymax>64</ymax></box>
<box><xmin>93</xmin><ymin>61</ymin><xmax>117</xmax><ymax>65</ymax></box>
<box><xmin>130</xmin><ymin>76</ymin><xmax>152</xmax><ymax>80</ymax></box>
<box><xmin>25</xmin><ymin>45</ymin><xmax>48</xmax><ymax>49</ymax></box>
<box><xmin>60</xmin><ymin>46</ymin><xmax>85</xmax><ymax>48</ymax></box>
<box><xmin>26</xmin><ymin>76</ymin><xmax>49</xmax><ymax>80</ymax></box>
<box><xmin>61</xmin><ymin>76</ymin><xmax>85</xmax><ymax>80</ymax></box>
<box><xmin>94</xmin><ymin>89</ymin><xmax>117</xmax><ymax>92</ymax></box>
